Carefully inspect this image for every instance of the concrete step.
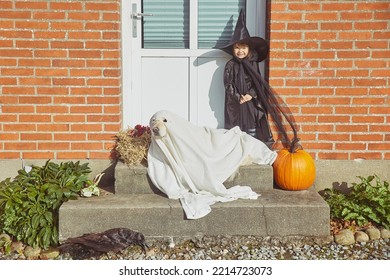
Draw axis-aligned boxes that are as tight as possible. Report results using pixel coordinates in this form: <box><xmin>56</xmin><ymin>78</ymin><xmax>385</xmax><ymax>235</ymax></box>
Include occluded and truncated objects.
<box><xmin>58</xmin><ymin>189</ymin><xmax>330</xmax><ymax>241</ymax></box>
<box><xmin>114</xmin><ymin>161</ymin><xmax>275</xmax><ymax>195</ymax></box>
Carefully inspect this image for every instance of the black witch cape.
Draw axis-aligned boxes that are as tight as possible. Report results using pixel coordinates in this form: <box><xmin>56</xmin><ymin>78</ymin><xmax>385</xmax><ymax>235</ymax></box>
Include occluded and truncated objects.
<box><xmin>221</xmin><ymin>9</ymin><xmax>298</xmax><ymax>149</ymax></box>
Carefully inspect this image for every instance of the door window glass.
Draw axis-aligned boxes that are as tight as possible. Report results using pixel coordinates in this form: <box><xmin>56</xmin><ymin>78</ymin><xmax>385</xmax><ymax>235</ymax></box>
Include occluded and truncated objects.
<box><xmin>143</xmin><ymin>0</ymin><xmax>189</xmax><ymax>49</ymax></box>
<box><xmin>198</xmin><ymin>0</ymin><xmax>245</xmax><ymax>49</ymax></box>
<box><xmin>142</xmin><ymin>0</ymin><xmax>245</xmax><ymax>49</ymax></box>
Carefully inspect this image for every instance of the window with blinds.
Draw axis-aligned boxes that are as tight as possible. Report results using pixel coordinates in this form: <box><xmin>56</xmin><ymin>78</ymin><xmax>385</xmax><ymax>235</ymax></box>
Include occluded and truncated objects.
<box><xmin>142</xmin><ymin>0</ymin><xmax>245</xmax><ymax>49</ymax></box>
<box><xmin>142</xmin><ymin>0</ymin><xmax>189</xmax><ymax>48</ymax></box>
<box><xmin>198</xmin><ymin>0</ymin><xmax>245</xmax><ymax>49</ymax></box>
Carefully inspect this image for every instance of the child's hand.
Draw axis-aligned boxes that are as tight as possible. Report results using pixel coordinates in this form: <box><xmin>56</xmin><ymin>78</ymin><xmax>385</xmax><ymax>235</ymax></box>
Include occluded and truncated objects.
<box><xmin>240</xmin><ymin>94</ymin><xmax>253</xmax><ymax>104</ymax></box>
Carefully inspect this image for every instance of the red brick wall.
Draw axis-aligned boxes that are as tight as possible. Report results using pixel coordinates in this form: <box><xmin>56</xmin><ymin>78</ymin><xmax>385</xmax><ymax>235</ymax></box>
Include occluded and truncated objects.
<box><xmin>267</xmin><ymin>0</ymin><xmax>390</xmax><ymax>160</ymax></box>
<box><xmin>0</xmin><ymin>0</ymin><xmax>121</xmax><ymax>160</ymax></box>
<box><xmin>0</xmin><ymin>0</ymin><xmax>389</xmax><ymax>161</ymax></box>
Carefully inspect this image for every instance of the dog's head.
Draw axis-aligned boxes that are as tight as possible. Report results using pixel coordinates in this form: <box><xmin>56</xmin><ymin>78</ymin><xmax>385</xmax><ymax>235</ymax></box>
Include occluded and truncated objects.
<box><xmin>149</xmin><ymin>110</ymin><xmax>189</xmax><ymax>139</ymax></box>
<box><xmin>149</xmin><ymin>114</ymin><xmax>168</xmax><ymax>138</ymax></box>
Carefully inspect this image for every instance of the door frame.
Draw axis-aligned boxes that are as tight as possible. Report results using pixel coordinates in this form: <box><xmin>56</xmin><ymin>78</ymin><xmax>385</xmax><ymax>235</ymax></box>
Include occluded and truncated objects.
<box><xmin>121</xmin><ymin>0</ymin><xmax>267</xmax><ymax>128</ymax></box>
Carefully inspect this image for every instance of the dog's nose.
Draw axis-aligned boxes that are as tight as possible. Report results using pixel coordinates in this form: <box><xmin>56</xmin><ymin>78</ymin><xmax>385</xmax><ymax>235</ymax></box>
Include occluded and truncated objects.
<box><xmin>153</xmin><ymin>127</ymin><xmax>159</xmax><ymax>134</ymax></box>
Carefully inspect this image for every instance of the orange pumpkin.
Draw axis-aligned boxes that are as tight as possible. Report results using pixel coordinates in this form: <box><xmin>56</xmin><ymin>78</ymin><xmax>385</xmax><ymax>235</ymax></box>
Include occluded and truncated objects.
<box><xmin>273</xmin><ymin>141</ymin><xmax>316</xmax><ymax>191</ymax></box>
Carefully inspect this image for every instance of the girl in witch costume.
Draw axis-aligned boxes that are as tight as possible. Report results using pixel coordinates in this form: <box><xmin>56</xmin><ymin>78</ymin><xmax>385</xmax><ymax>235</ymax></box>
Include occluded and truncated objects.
<box><xmin>221</xmin><ymin>10</ymin><xmax>298</xmax><ymax>150</ymax></box>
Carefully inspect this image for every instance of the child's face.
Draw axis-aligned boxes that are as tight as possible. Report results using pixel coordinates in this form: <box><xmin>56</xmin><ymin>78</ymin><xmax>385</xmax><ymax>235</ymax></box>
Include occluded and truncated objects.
<box><xmin>233</xmin><ymin>43</ymin><xmax>249</xmax><ymax>59</ymax></box>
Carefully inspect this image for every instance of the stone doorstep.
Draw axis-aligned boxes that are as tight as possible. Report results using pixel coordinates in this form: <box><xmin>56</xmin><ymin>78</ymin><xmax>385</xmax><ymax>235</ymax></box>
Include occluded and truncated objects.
<box><xmin>114</xmin><ymin>161</ymin><xmax>275</xmax><ymax>195</ymax></box>
<box><xmin>58</xmin><ymin>189</ymin><xmax>330</xmax><ymax>241</ymax></box>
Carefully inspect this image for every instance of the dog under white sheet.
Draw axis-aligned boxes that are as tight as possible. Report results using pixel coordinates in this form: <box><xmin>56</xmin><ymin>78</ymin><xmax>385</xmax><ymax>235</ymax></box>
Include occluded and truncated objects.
<box><xmin>147</xmin><ymin>110</ymin><xmax>277</xmax><ymax>219</ymax></box>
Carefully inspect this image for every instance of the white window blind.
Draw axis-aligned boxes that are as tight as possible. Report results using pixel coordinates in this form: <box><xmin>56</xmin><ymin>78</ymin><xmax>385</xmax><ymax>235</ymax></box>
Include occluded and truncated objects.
<box><xmin>142</xmin><ymin>0</ymin><xmax>245</xmax><ymax>49</ymax></box>
<box><xmin>143</xmin><ymin>0</ymin><xmax>189</xmax><ymax>49</ymax></box>
<box><xmin>198</xmin><ymin>0</ymin><xmax>245</xmax><ymax>49</ymax></box>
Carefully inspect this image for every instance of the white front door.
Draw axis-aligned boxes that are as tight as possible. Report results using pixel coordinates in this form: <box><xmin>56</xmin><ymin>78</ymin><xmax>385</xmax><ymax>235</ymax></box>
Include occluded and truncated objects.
<box><xmin>122</xmin><ymin>0</ymin><xmax>266</xmax><ymax>128</ymax></box>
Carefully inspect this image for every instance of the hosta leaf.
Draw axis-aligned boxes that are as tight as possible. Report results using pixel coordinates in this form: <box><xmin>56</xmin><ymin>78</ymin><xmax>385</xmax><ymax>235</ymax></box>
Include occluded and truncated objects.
<box><xmin>362</xmin><ymin>207</ymin><xmax>374</xmax><ymax>214</ymax></box>
<box><xmin>368</xmin><ymin>213</ymin><xmax>380</xmax><ymax>223</ymax></box>
<box><xmin>365</xmin><ymin>175</ymin><xmax>375</xmax><ymax>183</ymax></box>
<box><xmin>341</xmin><ymin>208</ymin><xmax>350</xmax><ymax>216</ymax></box>
<box><xmin>5</xmin><ymin>199</ymin><xmax>14</xmax><ymax>210</ymax></box>
<box><xmin>27</xmin><ymin>231</ymin><xmax>37</xmax><ymax>246</ymax></box>
<box><xmin>44</xmin><ymin>211</ymin><xmax>53</xmax><ymax>223</ymax></box>
<box><xmin>43</xmin><ymin>227</ymin><xmax>51</xmax><ymax>248</ymax></box>
<box><xmin>25</xmin><ymin>226</ymin><xmax>33</xmax><ymax>239</ymax></box>
<box><xmin>40</xmin><ymin>216</ymin><xmax>48</xmax><ymax>227</ymax></box>
<box><xmin>12</xmin><ymin>196</ymin><xmax>23</xmax><ymax>204</ymax></box>
<box><xmin>51</xmin><ymin>226</ymin><xmax>58</xmax><ymax>243</ymax></box>
<box><xmin>31</xmin><ymin>214</ymin><xmax>40</xmax><ymax>229</ymax></box>
<box><xmin>27</xmin><ymin>190</ymin><xmax>37</xmax><ymax>201</ymax></box>
<box><xmin>62</xmin><ymin>189</ymin><xmax>71</xmax><ymax>198</ymax></box>
<box><xmin>344</xmin><ymin>212</ymin><xmax>359</xmax><ymax>220</ymax></box>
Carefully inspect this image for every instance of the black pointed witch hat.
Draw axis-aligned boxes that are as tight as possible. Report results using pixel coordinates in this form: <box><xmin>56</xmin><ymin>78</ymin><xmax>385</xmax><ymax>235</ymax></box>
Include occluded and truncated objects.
<box><xmin>220</xmin><ymin>9</ymin><xmax>269</xmax><ymax>62</ymax></box>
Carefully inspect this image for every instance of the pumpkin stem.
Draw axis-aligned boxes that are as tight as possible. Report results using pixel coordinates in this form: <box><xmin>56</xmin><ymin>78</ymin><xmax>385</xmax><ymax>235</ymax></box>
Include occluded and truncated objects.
<box><xmin>289</xmin><ymin>137</ymin><xmax>301</xmax><ymax>153</ymax></box>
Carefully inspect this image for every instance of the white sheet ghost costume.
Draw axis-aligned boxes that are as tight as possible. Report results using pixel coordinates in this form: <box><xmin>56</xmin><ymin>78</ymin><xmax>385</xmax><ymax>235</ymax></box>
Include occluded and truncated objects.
<box><xmin>147</xmin><ymin>110</ymin><xmax>277</xmax><ymax>219</ymax></box>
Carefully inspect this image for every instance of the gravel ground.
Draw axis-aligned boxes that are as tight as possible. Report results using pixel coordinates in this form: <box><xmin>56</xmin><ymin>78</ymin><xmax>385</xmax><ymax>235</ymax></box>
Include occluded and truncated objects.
<box><xmin>67</xmin><ymin>235</ymin><xmax>389</xmax><ymax>260</ymax></box>
<box><xmin>1</xmin><ymin>235</ymin><xmax>388</xmax><ymax>260</ymax></box>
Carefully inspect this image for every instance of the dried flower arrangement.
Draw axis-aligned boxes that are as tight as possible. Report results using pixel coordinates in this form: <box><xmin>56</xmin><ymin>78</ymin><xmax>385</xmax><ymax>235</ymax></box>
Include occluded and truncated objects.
<box><xmin>112</xmin><ymin>125</ymin><xmax>151</xmax><ymax>166</ymax></box>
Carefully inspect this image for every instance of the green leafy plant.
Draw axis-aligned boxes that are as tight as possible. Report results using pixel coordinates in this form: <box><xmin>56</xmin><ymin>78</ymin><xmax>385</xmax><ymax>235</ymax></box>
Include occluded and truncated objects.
<box><xmin>0</xmin><ymin>160</ymin><xmax>92</xmax><ymax>249</ymax></box>
<box><xmin>321</xmin><ymin>175</ymin><xmax>390</xmax><ymax>229</ymax></box>
<box><xmin>0</xmin><ymin>233</ymin><xmax>12</xmax><ymax>254</ymax></box>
